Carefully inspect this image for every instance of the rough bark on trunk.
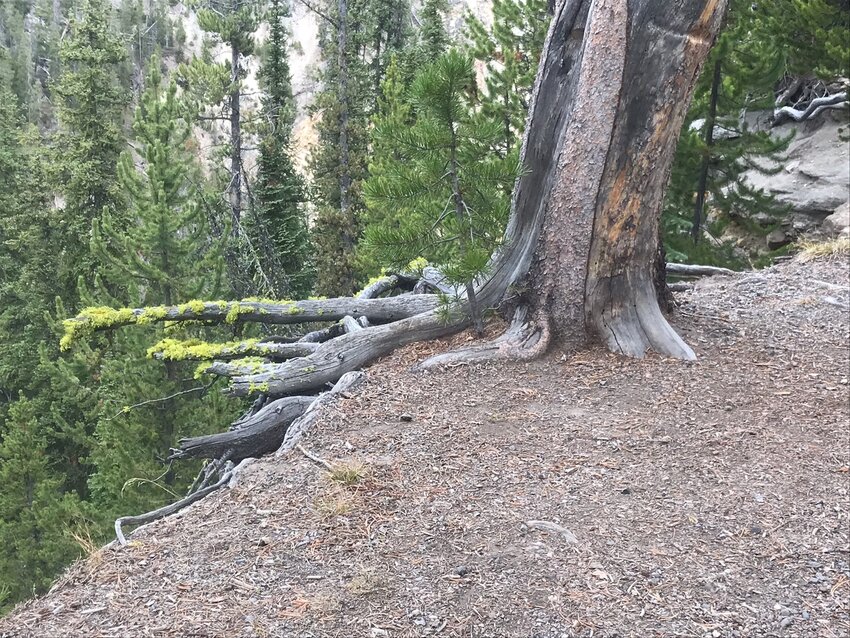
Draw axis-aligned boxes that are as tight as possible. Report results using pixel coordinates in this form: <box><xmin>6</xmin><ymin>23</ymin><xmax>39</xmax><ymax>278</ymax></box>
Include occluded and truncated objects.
<box><xmin>583</xmin><ymin>1</ymin><xmax>724</xmax><ymax>359</ymax></box>
<box><xmin>170</xmin><ymin>395</ymin><xmax>315</xmax><ymax>462</ymax></box>
<box><xmin>477</xmin><ymin>0</ymin><xmax>726</xmax><ymax>360</ymax></box>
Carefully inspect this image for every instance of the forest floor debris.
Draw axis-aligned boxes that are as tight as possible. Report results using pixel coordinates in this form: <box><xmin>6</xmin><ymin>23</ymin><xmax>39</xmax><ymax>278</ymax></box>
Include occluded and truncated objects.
<box><xmin>1</xmin><ymin>257</ymin><xmax>848</xmax><ymax>638</ymax></box>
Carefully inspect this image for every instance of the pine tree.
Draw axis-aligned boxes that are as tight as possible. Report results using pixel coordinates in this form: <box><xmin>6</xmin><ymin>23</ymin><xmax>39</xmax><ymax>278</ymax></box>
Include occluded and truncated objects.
<box><xmin>92</xmin><ymin>58</ymin><xmax>224</xmax><ymax>306</ymax></box>
<box><xmin>116</xmin><ymin>0</ymin><xmax>176</xmax><ymax>93</ymax></box>
<box><xmin>179</xmin><ymin>0</ymin><xmax>262</xmax><ymax>297</ymax></box>
<box><xmin>356</xmin><ymin>54</ymin><xmax>410</xmax><ymax>277</ymax></box>
<box><xmin>464</xmin><ymin>0</ymin><xmax>549</xmax><ymax>156</ymax></box>
<box><xmin>310</xmin><ymin>0</ymin><xmax>412</xmax><ymax>297</ymax></box>
<box><xmin>363</xmin><ymin>51</ymin><xmax>519</xmax><ymax>332</ymax></box>
<box><xmin>0</xmin><ymin>397</ymin><xmax>85</xmax><ymax>612</ymax></box>
<box><xmin>663</xmin><ymin>0</ymin><xmax>792</xmax><ymax>264</ymax></box>
<box><xmin>404</xmin><ymin>0</ymin><xmax>449</xmax><ymax>76</ymax></box>
<box><xmin>753</xmin><ymin>0</ymin><xmax>849</xmax><ymax>79</ymax></box>
<box><xmin>0</xmin><ymin>85</ymin><xmax>23</xmax><ymax>334</ymax></box>
<box><xmin>251</xmin><ymin>0</ymin><xmax>312</xmax><ymax>299</ymax></box>
<box><xmin>309</xmin><ymin>0</ymin><xmax>374</xmax><ymax>297</ymax></box>
<box><xmin>0</xmin><ymin>86</ymin><xmax>58</xmax><ymax>404</ymax></box>
<box><xmin>0</xmin><ymin>73</ymin><xmax>99</xmax><ymax>523</ymax></box>
<box><xmin>364</xmin><ymin>0</ymin><xmax>409</xmax><ymax>102</ymax></box>
<box><xmin>54</xmin><ymin>0</ymin><xmax>127</xmax><ymax>298</ymax></box>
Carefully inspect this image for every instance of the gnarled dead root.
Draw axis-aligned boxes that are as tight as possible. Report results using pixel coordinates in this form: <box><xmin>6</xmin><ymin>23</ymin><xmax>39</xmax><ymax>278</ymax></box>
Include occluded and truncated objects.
<box><xmin>113</xmin><ymin>374</ymin><xmax>366</xmax><ymax>546</ymax></box>
<box><xmin>417</xmin><ymin>307</ymin><xmax>551</xmax><ymax>369</ymax></box>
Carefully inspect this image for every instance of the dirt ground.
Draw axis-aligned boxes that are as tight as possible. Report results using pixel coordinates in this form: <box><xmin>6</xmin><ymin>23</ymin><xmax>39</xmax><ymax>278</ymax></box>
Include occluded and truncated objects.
<box><xmin>2</xmin><ymin>257</ymin><xmax>848</xmax><ymax>638</ymax></box>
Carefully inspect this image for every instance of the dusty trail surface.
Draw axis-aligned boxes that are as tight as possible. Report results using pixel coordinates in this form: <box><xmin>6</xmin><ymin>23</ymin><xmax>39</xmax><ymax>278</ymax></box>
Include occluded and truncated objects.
<box><xmin>2</xmin><ymin>258</ymin><xmax>848</xmax><ymax>638</ymax></box>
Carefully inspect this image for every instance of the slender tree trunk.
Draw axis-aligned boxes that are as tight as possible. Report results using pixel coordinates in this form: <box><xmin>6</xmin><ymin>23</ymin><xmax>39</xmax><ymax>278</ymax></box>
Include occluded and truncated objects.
<box><xmin>448</xmin><ymin>128</ymin><xmax>483</xmax><ymax>334</ymax></box>
<box><xmin>337</xmin><ymin>0</ymin><xmax>353</xmax><ymax>274</ymax></box>
<box><xmin>692</xmin><ymin>57</ymin><xmax>721</xmax><ymax>242</ymax></box>
<box><xmin>230</xmin><ymin>42</ymin><xmax>242</xmax><ymax>232</ymax></box>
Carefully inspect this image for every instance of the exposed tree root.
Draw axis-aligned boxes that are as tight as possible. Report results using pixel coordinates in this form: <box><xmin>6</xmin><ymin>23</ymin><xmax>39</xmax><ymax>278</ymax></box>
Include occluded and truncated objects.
<box><xmin>169</xmin><ymin>396</ymin><xmax>315</xmax><ymax>462</ymax></box>
<box><xmin>666</xmin><ymin>263</ymin><xmax>736</xmax><ymax>278</ymax></box>
<box><xmin>278</xmin><ymin>371</ymin><xmax>366</xmax><ymax>454</ymax></box>
<box><xmin>206</xmin><ymin>360</ymin><xmax>281</xmax><ymax>378</ymax></box>
<box><xmin>588</xmin><ymin>276</ymin><xmax>696</xmax><ymax>361</ymax></box>
<box><xmin>358</xmin><ymin>275</ymin><xmax>402</xmax><ymax>299</ymax></box>
<box><xmin>417</xmin><ymin>307</ymin><xmax>551</xmax><ymax>369</ymax></box>
<box><xmin>341</xmin><ymin>315</ymin><xmax>364</xmax><ymax>333</ymax></box>
<box><xmin>226</xmin><ymin>309</ymin><xmax>466</xmax><ymax>397</ymax></box>
<box><xmin>773</xmin><ymin>91</ymin><xmax>848</xmax><ymax>125</ymax></box>
<box><xmin>413</xmin><ymin>266</ymin><xmax>455</xmax><ymax>295</ymax></box>
<box><xmin>65</xmin><ymin>295</ymin><xmax>440</xmax><ymax>338</ymax></box>
<box><xmin>152</xmin><ymin>340</ymin><xmax>319</xmax><ymax>362</ymax></box>
<box><xmin>114</xmin><ymin>373</ymin><xmax>365</xmax><ymax>545</ymax></box>
<box><xmin>299</xmin><ymin>323</ymin><xmax>345</xmax><ymax>343</ymax></box>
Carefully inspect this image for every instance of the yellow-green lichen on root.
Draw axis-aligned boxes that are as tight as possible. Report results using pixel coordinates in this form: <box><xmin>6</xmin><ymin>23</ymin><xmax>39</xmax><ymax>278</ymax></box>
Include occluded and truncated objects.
<box><xmin>193</xmin><ymin>361</ymin><xmax>213</xmax><ymax>379</ymax></box>
<box><xmin>60</xmin><ymin>306</ymin><xmax>137</xmax><ymax>350</ymax></box>
<box><xmin>235</xmin><ymin>357</ymin><xmax>267</xmax><ymax>374</ymax></box>
<box><xmin>406</xmin><ymin>257</ymin><xmax>428</xmax><ymax>274</ymax></box>
<box><xmin>136</xmin><ymin>305</ymin><xmax>169</xmax><ymax>325</ymax></box>
<box><xmin>194</xmin><ymin>357</ymin><xmax>267</xmax><ymax>378</ymax></box>
<box><xmin>247</xmin><ymin>381</ymin><xmax>271</xmax><ymax>394</ymax></box>
<box><xmin>147</xmin><ymin>338</ymin><xmax>260</xmax><ymax>361</ymax></box>
<box><xmin>225</xmin><ymin>302</ymin><xmax>258</xmax><ymax>323</ymax></box>
<box><xmin>176</xmin><ymin>299</ymin><xmax>207</xmax><ymax>315</ymax></box>
<box><xmin>241</xmin><ymin>296</ymin><xmax>293</xmax><ymax>304</ymax></box>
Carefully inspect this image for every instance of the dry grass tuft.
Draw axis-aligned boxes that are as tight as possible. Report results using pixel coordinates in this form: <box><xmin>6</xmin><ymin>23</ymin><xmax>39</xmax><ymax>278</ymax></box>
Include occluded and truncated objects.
<box><xmin>314</xmin><ymin>493</ymin><xmax>355</xmax><ymax>518</ymax></box>
<box><xmin>328</xmin><ymin>460</ymin><xmax>368</xmax><ymax>486</ymax></box>
<box><xmin>68</xmin><ymin>523</ymin><xmax>103</xmax><ymax>565</ymax></box>
<box><xmin>796</xmin><ymin>236</ymin><xmax>850</xmax><ymax>261</ymax></box>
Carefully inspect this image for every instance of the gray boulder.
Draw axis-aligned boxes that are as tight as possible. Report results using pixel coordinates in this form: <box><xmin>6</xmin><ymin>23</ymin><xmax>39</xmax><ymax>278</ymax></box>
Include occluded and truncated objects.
<box><xmin>822</xmin><ymin>201</ymin><xmax>850</xmax><ymax>238</ymax></box>
<box><xmin>744</xmin><ymin>113</ymin><xmax>849</xmax><ymax>236</ymax></box>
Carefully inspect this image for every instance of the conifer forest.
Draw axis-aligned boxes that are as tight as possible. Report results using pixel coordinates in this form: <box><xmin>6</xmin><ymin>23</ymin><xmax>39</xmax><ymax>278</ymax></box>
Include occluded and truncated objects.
<box><xmin>0</xmin><ymin>0</ymin><xmax>847</xmax><ymax>612</ymax></box>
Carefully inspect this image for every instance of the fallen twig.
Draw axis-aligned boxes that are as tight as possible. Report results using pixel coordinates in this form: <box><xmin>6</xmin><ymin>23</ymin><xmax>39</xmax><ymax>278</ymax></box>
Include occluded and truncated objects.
<box><xmin>115</xmin><ymin>470</ymin><xmax>233</xmax><ymax>546</ymax></box>
<box><xmin>296</xmin><ymin>444</ymin><xmax>335</xmax><ymax>472</ymax></box>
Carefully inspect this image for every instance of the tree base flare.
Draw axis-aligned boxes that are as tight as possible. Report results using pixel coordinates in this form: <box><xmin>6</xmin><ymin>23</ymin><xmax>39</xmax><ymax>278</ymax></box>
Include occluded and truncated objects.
<box><xmin>589</xmin><ymin>275</ymin><xmax>696</xmax><ymax>361</ymax></box>
<box><xmin>417</xmin><ymin>307</ymin><xmax>551</xmax><ymax>369</ymax></box>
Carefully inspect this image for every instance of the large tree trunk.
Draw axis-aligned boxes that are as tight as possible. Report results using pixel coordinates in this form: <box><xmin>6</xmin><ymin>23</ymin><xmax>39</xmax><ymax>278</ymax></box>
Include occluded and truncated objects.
<box><xmin>479</xmin><ymin>0</ymin><xmax>725</xmax><ymax>359</ymax></box>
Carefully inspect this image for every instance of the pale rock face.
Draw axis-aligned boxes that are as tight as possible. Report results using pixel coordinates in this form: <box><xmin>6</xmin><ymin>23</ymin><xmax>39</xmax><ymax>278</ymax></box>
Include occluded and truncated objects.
<box><xmin>743</xmin><ymin>112</ymin><xmax>850</xmax><ymax>242</ymax></box>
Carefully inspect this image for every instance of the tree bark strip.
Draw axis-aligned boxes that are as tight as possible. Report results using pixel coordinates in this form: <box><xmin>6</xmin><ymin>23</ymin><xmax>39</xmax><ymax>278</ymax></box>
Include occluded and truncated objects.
<box><xmin>584</xmin><ymin>0</ymin><xmax>725</xmax><ymax>359</ymax></box>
